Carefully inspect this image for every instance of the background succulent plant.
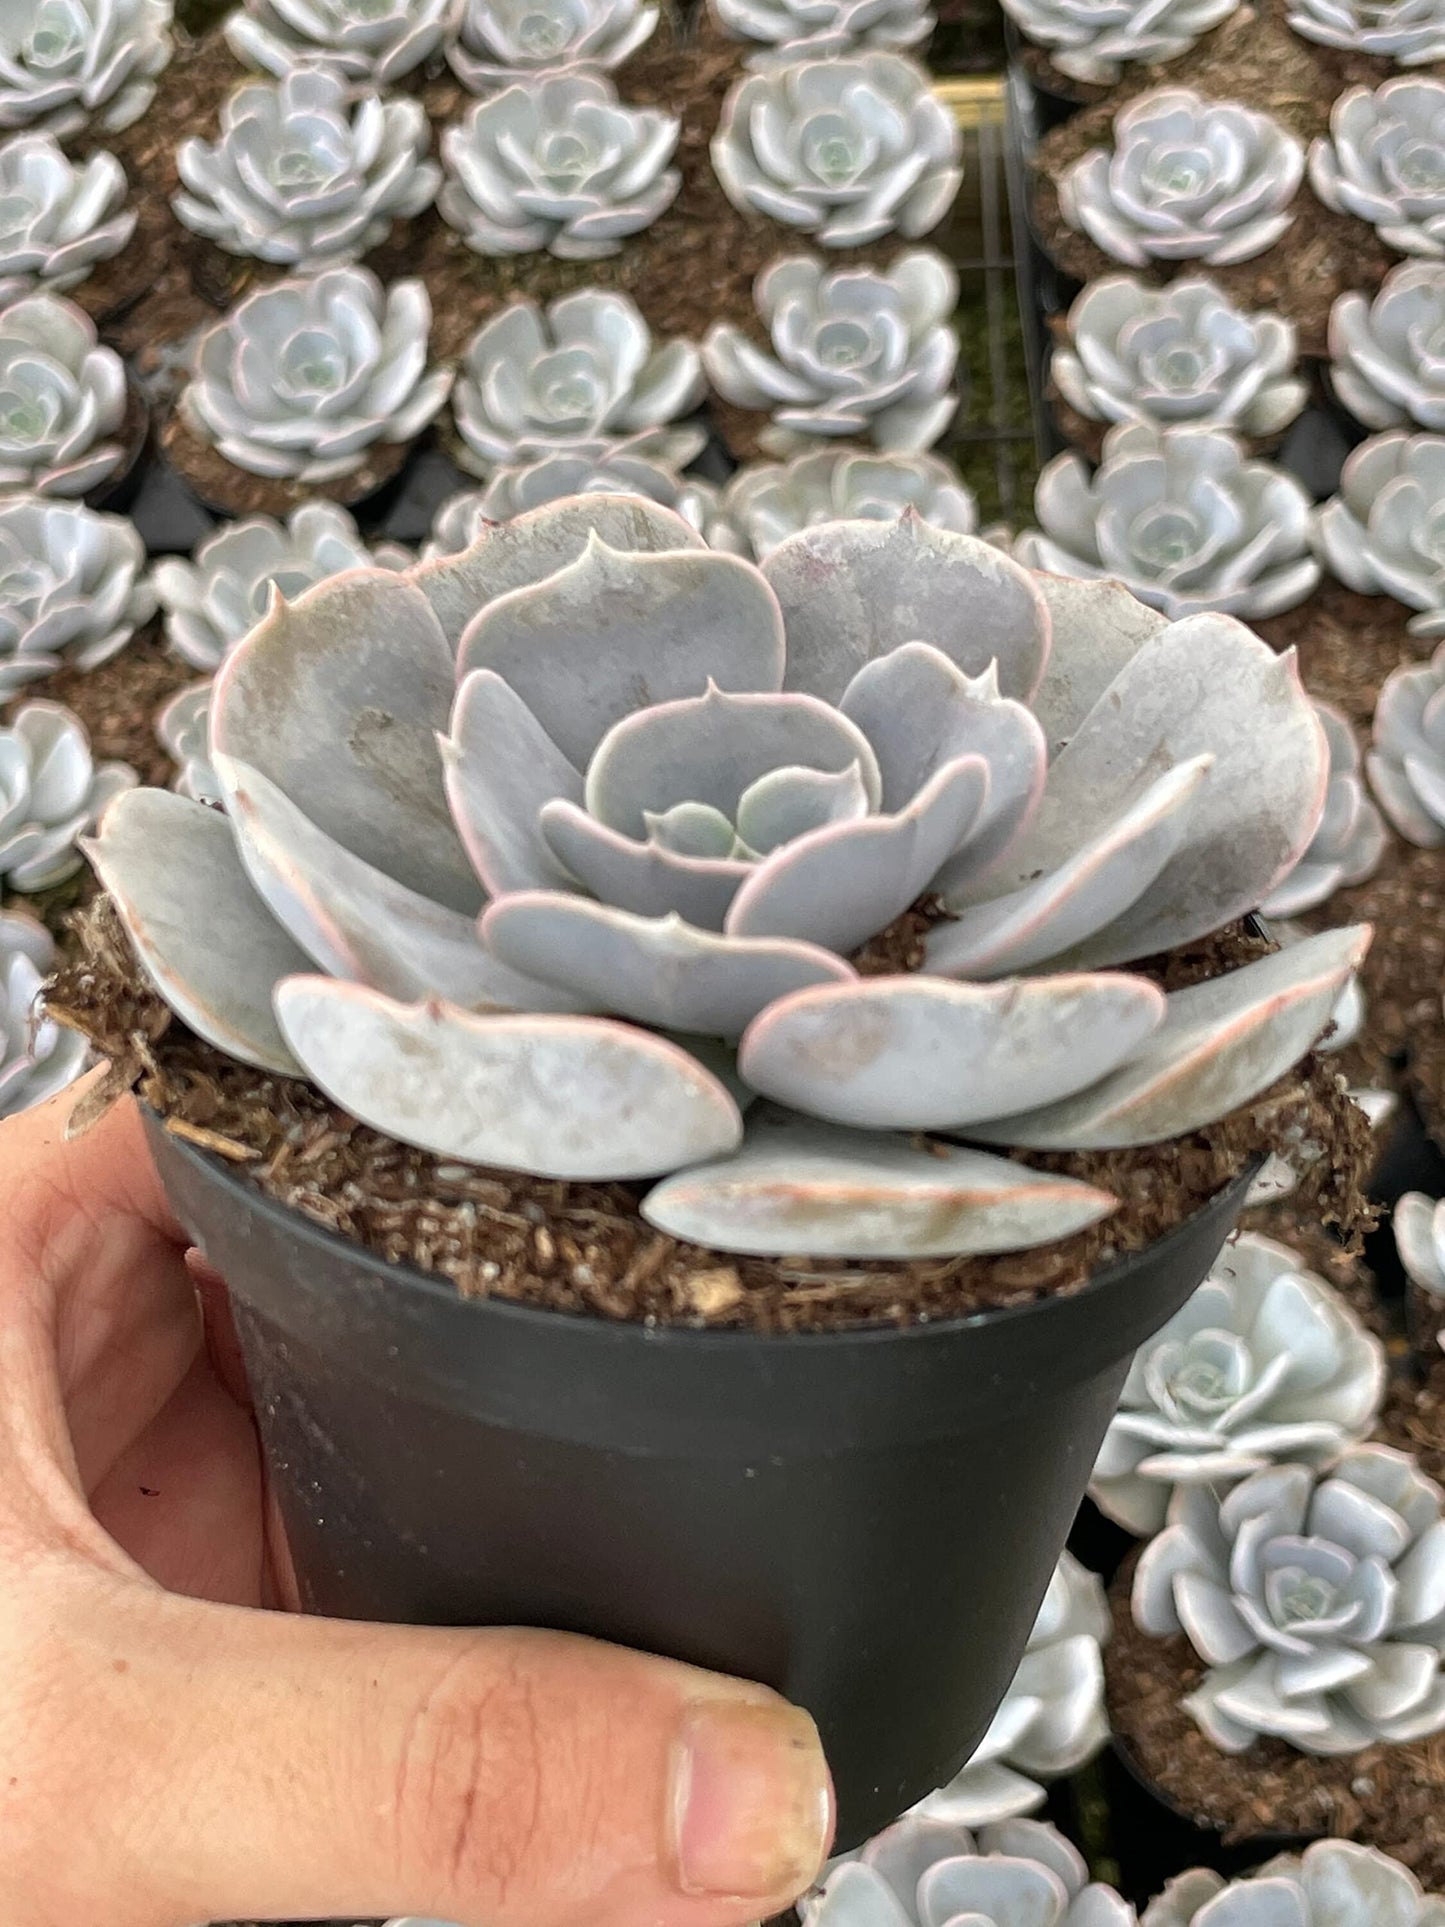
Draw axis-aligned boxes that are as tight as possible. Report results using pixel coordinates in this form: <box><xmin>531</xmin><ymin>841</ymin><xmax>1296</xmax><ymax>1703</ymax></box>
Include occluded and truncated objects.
<box><xmin>1315</xmin><ymin>432</ymin><xmax>1445</xmax><ymax>638</ymax></box>
<box><xmin>0</xmin><ymin>700</ymin><xmax>135</xmax><ymax>892</ymax></box>
<box><xmin>1330</xmin><ymin>264</ymin><xmax>1445</xmax><ymax>433</ymax></box>
<box><xmin>0</xmin><ymin>134</ymin><xmax>135</xmax><ymax>305</ymax></box>
<box><xmin>1310</xmin><ymin>80</ymin><xmax>1445</xmax><ymax>260</ymax></box>
<box><xmin>439</xmin><ymin>75</ymin><xmax>680</xmax><ymax>258</ymax></box>
<box><xmin>154</xmin><ymin>503</ymin><xmax>410</xmax><ymax>672</ymax></box>
<box><xmin>1287</xmin><ymin>0</ymin><xmax>1445</xmax><ymax>64</ymax></box>
<box><xmin>1262</xmin><ymin>702</ymin><xmax>1387</xmax><ymax>916</ymax></box>
<box><xmin>155</xmin><ymin>681</ymin><xmax>220</xmax><ymax>808</ymax></box>
<box><xmin>173</xmin><ymin>70</ymin><xmax>439</xmax><ymax>272</ymax></box>
<box><xmin>1135</xmin><ymin>1444</ymin><xmax>1445</xmax><ymax>1752</ymax></box>
<box><xmin>1000</xmin><ymin>0</ymin><xmax>1240</xmax><ymax>83</ymax></box>
<box><xmin>0</xmin><ymin>0</ymin><xmax>171</xmax><ymax>137</ymax></box>
<box><xmin>1090</xmin><ymin>1233</ymin><xmax>1386</xmax><ymax>1536</ymax></box>
<box><xmin>225</xmin><ymin>0</ymin><xmax>456</xmax><ymax>85</ymax></box>
<box><xmin>0</xmin><ymin>908</ymin><xmax>88</xmax><ymax>1118</ymax></box>
<box><xmin>703</xmin><ymin>251</ymin><xmax>960</xmax><ymax>456</ymax></box>
<box><xmin>0</xmin><ymin>293</ymin><xmax>126</xmax><ymax>496</ymax></box>
<box><xmin>1016</xmin><ymin>424</ymin><xmax>1320</xmax><ymax>622</ymax></box>
<box><xmin>181</xmin><ymin>268</ymin><xmax>452</xmax><ymax>483</ymax></box>
<box><xmin>1052</xmin><ymin>278</ymin><xmax>1306</xmax><ymax>439</ymax></box>
<box><xmin>89</xmin><ymin>496</ymin><xmax>1358</xmax><ymax>1260</ymax></box>
<box><xmin>1366</xmin><ymin>640</ymin><xmax>1445</xmax><ymax>846</ymax></box>
<box><xmin>712</xmin><ymin>54</ymin><xmax>961</xmax><ymax>247</ymax></box>
<box><xmin>452</xmin><ymin>293</ymin><xmax>704</xmax><ymax>476</ymax></box>
<box><xmin>1396</xmin><ymin>1191</ymin><xmax>1445</xmax><ymax>1315</ymax></box>
<box><xmin>0</xmin><ymin>496</ymin><xmax>153</xmax><ymax>697</ymax></box>
<box><xmin>709</xmin><ymin>447</ymin><xmax>978</xmax><ymax>557</ymax></box>
<box><xmin>423</xmin><ymin>455</ymin><xmax>719</xmax><ymax>554</ymax></box>
<box><xmin>1147</xmin><ymin>1845</ymin><xmax>1445</xmax><ymax>1927</ymax></box>
<box><xmin>1058</xmin><ymin>90</ymin><xmax>1305</xmax><ymax>269</ymax></box>
<box><xmin>449</xmin><ymin>0</ymin><xmax>657</xmax><ymax>92</ymax></box>
<box><xmin>709</xmin><ymin>0</ymin><xmax>933</xmax><ymax>61</ymax></box>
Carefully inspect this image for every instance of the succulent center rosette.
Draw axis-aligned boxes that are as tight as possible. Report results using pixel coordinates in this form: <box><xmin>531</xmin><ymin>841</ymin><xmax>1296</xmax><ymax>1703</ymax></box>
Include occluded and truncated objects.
<box><xmin>88</xmin><ymin>497</ymin><xmax>1363</xmax><ymax>1263</ymax></box>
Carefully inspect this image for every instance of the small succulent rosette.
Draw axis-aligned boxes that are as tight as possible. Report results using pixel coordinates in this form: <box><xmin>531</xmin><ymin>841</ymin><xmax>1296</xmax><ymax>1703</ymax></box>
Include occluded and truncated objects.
<box><xmin>1262</xmin><ymin>701</ymin><xmax>1387</xmax><ymax>918</ymax></box>
<box><xmin>0</xmin><ymin>134</ymin><xmax>135</xmax><ymax>307</ymax></box>
<box><xmin>226</xmin><ymin>0</ymin><xmax>457</xmax><ymax>85</ymax></box>
<box><xmin>0</xmin><ymin>496</ymin><xmax>154</xmax><ymax>696</ymax></box>
<box><xmin>708</xmin><ymin>448</ymin><xmax>978</xmax><ymax>558</ymax></box>
<box><xmin>0</xmin><ymin>701</ymin><xmax>136</xmax><ymax>893</ymax></box>
<box><xmin>708</xmin><ymin>0</ymin><xmax>933</xmax><ymax>64</ymax></box>
<box><xmin>423</xmin><ymin>455</ymin><xmax>718</xmax><ymax>555</ymax></box>
<box><xmin>1287</xmin><ymin>0</ymin><xmax>1445</xmax><ymax>60</ymax></box>
<box><xmin>1367</xmin><ymin>640</ymin><xmax>1445</xmax><ymax>846</ymax></box>
<box><xmin>1396</xmin><ymin>1193</ymin><xmax>1445</xmax><ymax>1355</ymax></box>
<box><xmin>156</xmin><ymin>681</ymin><xmax>220</xmax><ymax>808</ymax></box>
<box><xmin>1145</xmin><ymin>1843</ymin><xmax>1445</xmax><ymax>1927</ymax></box>
<box><xmin>1330</xmin><ymin>262</ymin><xmax>1445</xmax><ymax>434</ymax></box>
<box><xmin>0</xmin><ymin>293</ymin><xmax>128</xmax><ymax>497</ymax></box>
<box><xmin>0</xmin><ymin>0</ymin><xmax>171</xmax><ymax>138</ymax></box>
<box><xmin>1</xmin><ymin>908</ymin><xmax>88</xmax><ymax>1119</ymax></box>
<box><xmin>1315</xmin><ymin>433</ymin><xmax>1445</xmax><ymax>640</ymax></box>
<box><xmin>1001</xmin><ymin>0</ymin><xmax>1240</xmax><ymax>86</ymax></box>
<box><xmin>448</xmin><ymin>0</ymin><xmax>658</xmax><ymax>92</ymax></box>
<box><xmin>88</xmin><ymin>497</ymin><xmax>1366</xmax><ymax>1265</ymax></box>
<box><xmin>1310</xmin><ymin>79</ymin><xmax>1445</xmax><ymax>260</ymax></box>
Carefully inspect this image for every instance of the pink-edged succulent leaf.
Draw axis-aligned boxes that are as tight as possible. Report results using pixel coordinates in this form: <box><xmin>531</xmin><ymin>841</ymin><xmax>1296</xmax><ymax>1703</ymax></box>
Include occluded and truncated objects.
<box><xmin>926</xmin><ymin>755</ymin><xmax>1212</xmax><ymax>978</ymax></box>
<box><xmin>273</xmin><ymin>979</ymin><xmax>744</xmax><ymax>1179</ymax></box>
<box><xmin>539</xmin><ymin>798</ymin><xmax>749</xmax><ymax>928</ymax></box>
<box><xmin>82</xmin><ymin>788</ymin><xmax>306</xmax><ymax>1075</ymax></box>
<box><xmin>210</xmin><ymin>570</ymin><xmax>481</xmax><ymax>914</ymax></box>
<box><xmin>761</xmin><ymin>515</ymin><xmax>1051</xmax><ymax>704</ymax></box>
<box><xmin>442</xmin><ymin>669</ymin><xmax>583</xmax><ymax>895</ymax></box>
<box><xmin>968</xmin><ymin>925</ymin><xmax>1372</xmax><ymax>1150</ymax></box>
<box><xmin>413</xmin><ymin>492</ymin><xmax>705</xmax><ymax>647</ymax></box>
<box><xmin>216</xmin><ymin>756</ymin><xmax>584</xmax><ymax>1013</ymax></box>
<box><xmin>454</xmin><ymin>534</ymin><xmax>786</xmax><ymax>769</ymax></box>
<box><xmin>737</xmin><ymin>971</ymin><xmax>1167</xmax><ymax>1129</ymax></box>
<box><xmin>481</xmin><ymin>894</ymin><xmax>856</xmax><ymax>1037</ymax></box>
<box><xmin>640</xmin><ymin>1112</ymin><xmax>1118</xmax><ymax>1258</ymax></box>
<box><xmin>724</xmin><ymin>754</ymin><xmax>989</xmax><ymax>953</ymax></box>
<box><xmin>1026</xmin><ymin>573</ymin><xmax>1171</xmax><ymax>758</ymax></box>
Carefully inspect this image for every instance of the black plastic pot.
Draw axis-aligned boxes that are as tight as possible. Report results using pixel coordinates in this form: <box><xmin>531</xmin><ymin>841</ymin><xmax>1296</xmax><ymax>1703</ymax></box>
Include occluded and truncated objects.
<box><xmin>147</xmin><ymin>1117</ymin><xmax>1251</xmax><ymax>1849</ymax></box>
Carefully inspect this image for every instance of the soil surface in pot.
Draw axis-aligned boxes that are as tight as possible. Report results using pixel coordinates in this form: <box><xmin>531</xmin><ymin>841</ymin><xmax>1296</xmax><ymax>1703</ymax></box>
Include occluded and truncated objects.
<box><xmin>1105</xmin><ymin>1551</ymin><xmax>1445</xmax><ymax>1890</ymax></box>
<box><xmin>1379</xmin><ymin>1351</ymin><xmax>1445</xmax><ymax>1487</ymax></box>
<box><xmin>47</xmin><ymin>900</ymin><xmax>1370</xmax><ymax>1331</ymax></box>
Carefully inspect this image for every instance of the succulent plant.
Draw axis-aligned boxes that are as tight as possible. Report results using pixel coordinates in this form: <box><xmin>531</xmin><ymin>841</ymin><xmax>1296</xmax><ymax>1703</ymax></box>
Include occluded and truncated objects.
<box><xmin>153</xmin><ymin>503</ymin><xmax>410</xmax><ymax>673</ymax></box>
<box><xmin>0</xmin><ymin>133</ymin><xmax>135</xmax><ymax>306</ymax></box>
<box><xmin>1091</xmin><ymin>1233</ymin><xmax>1386</xmax><ymax>1537</ymax></box>
<box><xmin>0</xmin><ymin>0</ymin><xmax>171</xmax><ymax>138</ymax></box>
<box><xmin>709</xmin><ymin>447</ymin><xmax>978</xmax><ymax>558</ymax></box>
<box><xmin>225</xmin><ymin>0</ymin><xmax>456</xmax><ymax>85</ymax></box>
<box><xmin>804</xmin><ymin>1815</ymin><xmax>1135</xmax><ymax>1927</ymax></box>
<box><xmin>1000</xmin><ymin>0</ymin><xmax>1239</xmax><ymax>84</ymax></box>
<box><xmin>1147</xmin><ymin>1844</ymin><xmax>1445</xmax><ymax>1927</ymax></box>
<box><xmin>1135</xmin><ymin>1443</ymin><xmax>1445</xmax><ymax>1752</ymax></box>
<box><xmin>1058</xmin><ymin>90</ymin><xmax>1305</xmax><ymax>270</ymax></box>
<box><xmin>438</xmin><ymin>75</ymin><xmax>679</xmax><ymax>259</ymax></box>
<box><xmin>452</xmin><ymin>293</ymin><xmax>704</xmax><ymax>477</ymax></box>
<box><xmin>712</xmin><ymin>54</ymin><xmax>961</xmax><ymax>248</ymax></box>
<box><xmin>0</xmin><ymin>496</ymin><xmax>154</xmax><ymax>698</ymax></box>
<box><xmin>89</xmin><ymin>495</ymin><xmax>1363</xmax><ymax>1259</ymax></box>
<box><xmin>1261</xmin><ymin>703</ymin><xmax>1388</xmax><ymax>917</ymax></box>
<box><xmin>1396</xmin><ymin>1191</ymin><xmax>1445</xmax><ymax>1304</ymax></box>
<box><xmin>155</xmin><ymin>681</ymin><xmax>220</xmax><ymax>808</ymax></box>
<box><xmin>0</xmin><ymin>292</ymin><xmax>127</xmax><ymax>497</ymax></box>
<box><xmin>1051</xmin><ymin>278</ymin><xmax>1306</xmax><ymax>440</ymax></box>
<box><xmin>709</xmin><ymin>0</ymin><xmax>932</xmax><ymax>63</ymax></box>
<box><xmin>1365</xmin><ymin>640</ymin><xmax>1445</xmax><ymax>846</ymax></box>
<box><xmin>422</xmin><ymin>455</ymin><xmax>720</xmax><ymax>556</ymax></box>
<box><xmin>180</xmin><ymin>267</ymin><xmax>452</xmax><ymax>484</ymax></box>
<box><xmin>1310</xmin><ymin>80</ymin><xmax>1445</xmax><ymax>260</ymax></box>
<box><xmin>1315</xmin><ymin>432</ymin><xmax>1445</xmax><ymax>639</ymax></box>
<box><xmin>913</xmin><ymin>1553</ymin><xmax>1110</xmax><ymax>1827</ymax></box>
<box><xmin>1016</xmin><ymin>424</ymin><xmax>1320</xmax><ymax>622</ymax></box>
<box><xmin>449</xmin><ymin>0</ymin><xmax>657</xmax><ymax>92</ymax></box>
<box><xmin>703</xmin><ymin>251</ymin><xmax>960</xmax><ymax>457</ymax></box>
<box><xmin>173</xmin><ymin>70</ymin><xmax>439</xmax><ymax>273</ymax></box>
<box><xmin>1</xmin><ymin>908</ymin><xmax>88</xmax><ymax>1119</ymax></box>
<box><xmin>1287</xmin><ymin>0</ymin><xmax>1445</xmax><ymax>66</ymax></box>
<box><xmin>0</xmin><ymin>700</ymin><xmax>135</xmax><ymax>892</ymax></box>
<box><xmin>1330</xmin><ymin>264</ymin><xmax>1445</xmax><ymax>434</ymax></box>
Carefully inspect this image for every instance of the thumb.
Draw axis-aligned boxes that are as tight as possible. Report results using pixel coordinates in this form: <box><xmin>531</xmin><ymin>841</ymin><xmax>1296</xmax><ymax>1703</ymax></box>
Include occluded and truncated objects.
<box><xmin>41</xmin><ymin>1575</ymin><xmax>835</xmax><ymax>1927</ymax></box>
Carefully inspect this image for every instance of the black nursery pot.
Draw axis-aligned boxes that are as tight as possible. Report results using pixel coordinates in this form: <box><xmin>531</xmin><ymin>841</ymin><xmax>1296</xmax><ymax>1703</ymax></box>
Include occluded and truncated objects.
<box><xmin>147</xmin><ymin>1118</ymin><xmax>1250</xmax><ymax>1849</ymax></box>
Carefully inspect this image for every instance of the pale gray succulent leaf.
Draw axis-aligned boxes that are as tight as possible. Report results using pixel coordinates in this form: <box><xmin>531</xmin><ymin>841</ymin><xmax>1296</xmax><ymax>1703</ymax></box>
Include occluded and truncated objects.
<box><xmin>1262</xmin><ymin>702</ymin><xmax>1387</xmax><ymax>916</ymax></box>
<box><xmin>0</xmin><ymin>908</ymin><xmax>88</xmax><ymax>1117</ymax></box>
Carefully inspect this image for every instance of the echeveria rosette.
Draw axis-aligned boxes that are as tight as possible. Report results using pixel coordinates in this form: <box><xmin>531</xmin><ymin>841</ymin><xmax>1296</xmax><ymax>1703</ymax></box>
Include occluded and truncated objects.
<box><xmin>453</xmin><ymin>293</ymin><xmax>704</xmax><ymax>478</ymax></box>
<box><xmin>0</xmin><ymin>496</ymin><xmax>154</xmax><ymax>697</ymax></box>
<box><xmin>708</xmin><ymin>0</ymin><xmax>932</xmax><ymax>64</ymax></box>
<box><xmin>0</xmin><ymin>0</ymin><xmax>171</xmax><ymax>138</ymax></box>
<box><xmin>88</xmin><ymin>495</ymin><xmax>1361</xmax><ymax>1261</ymax></box>
<box><xmin>1</xmin><ymin>700</ymin><xmax>135</xmax><ymax>892</ymax></box>
<box><xmin>225</xmin><ymin>0</ymin><xmax>458</xmax><ymax>85</ymax></box>
<box><xmin>1366</xmin><ymin>641</ymin><xmax>1445</xmax><ymax>846</ymax></box>
<box><xmin>1015</xmin><ymin>424</ymin><xmax>1320</xmax><ymax>622</ymax></box>
<box><xmin>1090</xmin><ymin>1232</ymin><xmax>1386</xmax><ymax>1537</ymax></box>
<box><xmin>173</xmin><ymin>70</ymin><xmax>439</xmax><ymax>273</ymax></box>
<box><xmin>1288</xmin><ymin>0</ymin><xmax>1445</xmax><ymax>59</ymax></box>
<box><xmin>1000</xmin><ymin>0</ymin><xmax>1239</xmax><ymax>84</ymax></box>
<box><xmin>439</xmin><ymin>75</ymin><xmax>680</xmax><ymax>260</ymax></box>
<box><xmin>711</xmin><ymin>54</ymin><xmax>961</xmax><ymax>248</ymax></box>
<box><xmin>1135</xmin><ymin>1444</ymin><xmax>1445</xmax><ymax>1752</ymax></box>
<box><xmin>0</xmin><ymin>908</ymin><xmax>88</xmax><ymax>1119</ymax></box>
<box><xmin>449</xmin><ymin>0</ymin><xmax>657</xmax><ymax>92</ymax></box>
<box><xmin>710</xmin><ymin>447</ymin><xmax>978</xmax><ymax>557</ymax></box>
<box><xmin>1315</xmin><ymin>433</ymin><xmax>1445</xmax><ymax>638</ymax></box>
<box><xmin>180</xmin><ymin>267</ymin><xmax>452</xmax><ymax>485</ymax></box>
<box><xmin>1262</xmin><ymin>703</ymin><xmax>1387</xmax><ymax>917</ymax></box>
<box><xmin>703</xmin><ymin>251</ymin><xmax>961</xmax><ymax>457</ymax></box>
<box><xmin>1330</xmin><ymin>263</ymin><xmax>1445</xmax><ymax>433</ymax></box>
<box><xmin>1396</xmin><ymin>1194</ymin><xmax>1445</xmax><ymax>1355</ymax></box>
<box><xmin>1058</xmin><ymin>90</ymin><xmax>1304</xmax><ymax>270</ymax></box>
<box><xmin>156</xmin><ymin>681</ymin><xmax>219</xmax><ymax>808</ymax></box>
<box><xmin>0</xmin><ymin>134</ymin><xmax>135</xmax><ymax>306</ymax></box>
<box><xmin>0</xmin><ymin>293</ymin><xmax>126</xmax><ymax>497</ymax></box>
<box><xmin>1052</xmin><ymin>278</ymin><xmax>1306</xmax><ymax>440</ymax></box>
<box><xmin>153</xmin><ymin>502</ymin><xmax>411</xmax><ymax>673</ymax></box>
<box><xmin>423</xmin><ymin>456</ymin><xmax>720</xmax><ymax>556</ymax></box>
<box><xmin>1310</xmin><ymin>80</ymin><xmax>1445</xmax><ymax>260</ymax></box>
<box><xmin>1146</xmin><ymin>1845</ymin><xmax>1445</xmax><ymax>1927</ymax></box>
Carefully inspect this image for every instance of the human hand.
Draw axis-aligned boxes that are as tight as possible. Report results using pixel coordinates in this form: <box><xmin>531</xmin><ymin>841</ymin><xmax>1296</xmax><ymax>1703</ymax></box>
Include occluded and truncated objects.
<box><xmin>0</xmin><ymin>1080</ymin><xmax>833</xmax><ymax>1927</ymax></box>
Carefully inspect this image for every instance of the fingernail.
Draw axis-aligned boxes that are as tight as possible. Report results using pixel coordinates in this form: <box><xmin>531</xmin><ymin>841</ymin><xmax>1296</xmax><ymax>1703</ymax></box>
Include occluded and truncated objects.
<box><xmin>669</xmin><ymin>1698</ymin><xmax>833</xmax><ymax>1900</ymax></box>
